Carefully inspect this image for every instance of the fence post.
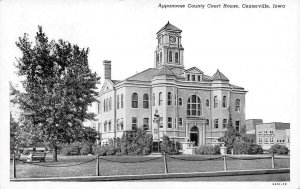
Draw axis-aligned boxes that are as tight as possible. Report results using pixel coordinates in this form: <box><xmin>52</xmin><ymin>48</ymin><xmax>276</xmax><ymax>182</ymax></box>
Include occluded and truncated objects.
<box><xmin>96</xmin><ymin>154</ymin><xmax>100</xmax><ymax>176</ymax></box>
<box><xmin>271</xmin><ymin>153</ymin><xmax>275</xmax><ymax>169</ymax></box>
<box><xmin>12</xmin><ymin>154</ymin><xmax>16</xmax><ymax>179</ymax></box>
<box><xmin>163</xmin><ymin>153</ymin><xmax>168</xmax><ymax>174</ymax></box>
<box><xmin>223</xmin><ymin>155</ymin><xmax>227</xmax><ymax>171</ymax></box>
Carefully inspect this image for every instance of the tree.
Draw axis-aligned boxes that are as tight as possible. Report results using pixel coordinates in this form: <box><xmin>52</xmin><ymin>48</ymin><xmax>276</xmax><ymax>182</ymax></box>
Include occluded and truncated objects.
<box><xmin>10</xmin><ymin>112</ymin><xmax>18</xmax><ymax>153</ymax></box>
<box><xmin>13</xmin><ymin>26</ymin><xmax>100</xmax><ymax>161</ymax></box>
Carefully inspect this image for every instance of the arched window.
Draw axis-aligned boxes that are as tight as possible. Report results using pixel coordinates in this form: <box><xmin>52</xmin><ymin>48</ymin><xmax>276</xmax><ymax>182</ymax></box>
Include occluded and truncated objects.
<box><xmin>103</xmin><ymin>99</ymin><xmax>106</xmax><ymax>112</ymax></box>
<box><xmin>214</xmin><ymin>96</ymin><xmax>218</xmax><ymax>108</ymax></box>
<box><xmin>152</xmin><ymin>93</ymin><xmax>155</xmax><ymax>106</ymax></box>
<box><xmin>206</xmin><ymin>99</ymin><xmax>209</xmax><ymax>107</ymax></box>
<box><xmin>143</xmin><ymin>94</ymin><xmax>149</xmax><ymax>109</ymax></box>
<box><xmin>169</xmin><ymin>51</ymin><xmax>172</xmax><ymax>62</ymax></box>
<box><xmin>187</xmin><ymin>95</ymin><xmax>202</xmax><ymax>116</ymax></box>
<box><xmin>235</xmin><ymin>99</ymin><xmax>240</xmax><ymax>112</ymax></box>
<box><xmin>222</xmin><ymin>96</ymin><xmax>227</xmax><ymax>108</ymax></box>
<box><xmin>156</xmin><ymin>53</ymin><xmax>159</xmax><ymax>63</ymax></box>
<box><xmin>132</xmin><ymin>93</ymin><xmax>138</xmax><ymax>108</ymax></box>
<box><xmin>167</xmin><ymin>92</ymin><xmax>172</xmax><ymax>105</ymax></box>
<box><xmin>159</xmin><ymin>92</ymin><xmax>163</xmax><ymax>106</ymax></box>
<box><xmin>175</xmin><ymin>52</ymin><xmax>179</xmax><ymax>63</ymax></box>
<box><xmin>109</xmin><ymin>97</ymin><xmax>112</xmax><ymax>111</ymax></box>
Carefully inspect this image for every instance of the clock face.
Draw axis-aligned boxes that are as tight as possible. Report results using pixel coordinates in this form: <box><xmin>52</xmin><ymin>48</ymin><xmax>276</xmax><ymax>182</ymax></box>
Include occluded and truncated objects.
<box><xmin>169</xmin><ymin>36</ymin><xmax>176</xmax><ymax>43</ymax></box>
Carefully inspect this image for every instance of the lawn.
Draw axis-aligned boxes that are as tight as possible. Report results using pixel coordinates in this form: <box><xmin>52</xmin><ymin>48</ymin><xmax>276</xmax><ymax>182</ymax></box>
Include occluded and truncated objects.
<box><xmin>10</xmin><ymin>154</ymin><xmax>290</xmax><ymax>179</ymax></box>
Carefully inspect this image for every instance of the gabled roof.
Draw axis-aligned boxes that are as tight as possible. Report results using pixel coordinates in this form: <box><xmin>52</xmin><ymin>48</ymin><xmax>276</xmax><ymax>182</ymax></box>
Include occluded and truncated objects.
<box><xmin>157</xmin><ymin>21</ymin><xmax>182</xmax><ymax>34</ymax></box>
<box><xmin>185</xmin><ymin>67</ymin><xmax>204</xmax><ymax>74</ymax></box>
<box><xmin>212</xmin><ymin>69</ymin><xmax>229</xmax><ymax>81</ymax></box>
<box><xmin>155</xmin><ymin>66</ymin><xmax>176</xmax><ymax>77</ymax></box>
<box><xmin>125</xmin><ymin>68</ymin><xmax>158</xmax><ymax>82</ymax></box>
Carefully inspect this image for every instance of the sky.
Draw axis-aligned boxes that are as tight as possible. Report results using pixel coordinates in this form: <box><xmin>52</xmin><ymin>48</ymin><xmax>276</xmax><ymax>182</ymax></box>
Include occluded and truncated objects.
<box><xmin>0</xmin><ymin>0</ymin><xmax>300</xmax><ymax>187</ymax></box>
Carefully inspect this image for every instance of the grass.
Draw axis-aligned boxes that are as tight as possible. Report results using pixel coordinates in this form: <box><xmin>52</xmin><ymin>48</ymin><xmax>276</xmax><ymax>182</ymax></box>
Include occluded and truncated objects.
<box><xmin>10</xmin><ymin>154</ymin><xmax>290</xmax><ymax>179</ymax></box>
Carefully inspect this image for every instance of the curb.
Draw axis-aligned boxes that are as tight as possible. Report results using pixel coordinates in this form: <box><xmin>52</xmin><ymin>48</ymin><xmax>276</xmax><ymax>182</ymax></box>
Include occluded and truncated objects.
<box><xmin>10</xmin><ymin>168</ymin><xmax>290</xmax><ymax>182</ymax></box>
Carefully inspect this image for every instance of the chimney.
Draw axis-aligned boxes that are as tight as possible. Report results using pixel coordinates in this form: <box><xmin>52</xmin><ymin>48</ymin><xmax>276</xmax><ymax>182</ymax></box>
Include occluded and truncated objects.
<box><xmin>103</xmin><ymin>60</ymin><xmax>111</xmax><ymax>80</ymax></box>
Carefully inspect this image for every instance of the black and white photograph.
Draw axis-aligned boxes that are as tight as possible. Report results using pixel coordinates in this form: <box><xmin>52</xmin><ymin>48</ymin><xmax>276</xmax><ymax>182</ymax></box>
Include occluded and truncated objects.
<box><xmin>0</xmin><ymin>0</ymin><xmax>299</xmax><ymax>188</ymax></box>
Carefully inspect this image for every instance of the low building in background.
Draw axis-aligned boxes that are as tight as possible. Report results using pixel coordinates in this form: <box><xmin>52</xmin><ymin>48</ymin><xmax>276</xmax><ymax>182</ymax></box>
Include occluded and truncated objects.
<box><xmin>244</xmin><ymin>119</ymin><xmax>263</xmax><ymax>143</ymax></box>
<box><xmin>256</xmin><ymin>122</ymin><xmax>290</xmax><ymax>150</ymax></box>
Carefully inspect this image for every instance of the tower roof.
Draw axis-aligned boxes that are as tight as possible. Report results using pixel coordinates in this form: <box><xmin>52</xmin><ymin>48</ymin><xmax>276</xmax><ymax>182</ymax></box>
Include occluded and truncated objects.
<box><xmin>212</xmin><ymin>69</ymin><xmax>229</xmax><ymax>81</ymax></box>
<box><xmin>155</xmin><ymin>66</ymin><xmax>176</xmax><ymax>77</ymax></box>
<box><xmin>157</xmin><ymin>21</ymin><xmax>182</xmax><ymax>34</ymax></box>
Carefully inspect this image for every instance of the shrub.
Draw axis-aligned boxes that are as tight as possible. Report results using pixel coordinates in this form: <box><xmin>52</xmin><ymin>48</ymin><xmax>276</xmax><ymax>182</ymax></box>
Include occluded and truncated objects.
<box><xmin>160</xmin><ymin>135</ymin><xmax>172</xmax><ymax>154</ymax></box>
<box><xmin>106</xmin><ymin>146</ymin><xmax>117</xmax><ymax>156</ymax></box>
<box><xmin>232</xmin><ymin>142</ymin><xmax>264</xmax><ymax>155</ymax></box>
<box><xmin>80</xmin><ymin>142</ymin><xmax>92</xmax><ymax>155</ymax></box>
<box><xmin>60</xmin><ymin>145</ymin><xmax>73</xmax><ymax>156</ymax></box>
<box><xmin>248</xmin><ymin>144</ymin><xmax>263</xmax><ymax>154</ymax></box>
<box><xmin>268</xmin><ymin>144</ymin><xmax>289</xmax><ymax>155</ymax></box>
<box><xmin>196</xmin><ymin>145</ymin><xmax>220</xmax><ymax>155</ymax></box>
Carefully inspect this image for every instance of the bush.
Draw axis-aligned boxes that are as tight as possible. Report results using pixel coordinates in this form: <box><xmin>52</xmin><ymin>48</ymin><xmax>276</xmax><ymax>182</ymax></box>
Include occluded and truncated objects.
<box><xmin>60</xmin><ymin>145</ymin><xmax>73</xmax><ymax>156</ymax></box>
<box><xmin>268</xmin><ymin>144</ymin><xmax>289</xmax><ymax>155</ymax></box>
<box><xmin>248</xmin><ymin>144</ymin><xmax>263</xmax><ymax>154</ymax></box>
<box><xmin>196</xmin><ymin>145</ymin><xmax>220</xmax><ymax>155</ymax></box>
<box><xmin>160</xmin><ymin>135</ymin><xmax>172</xmax><ymax>154</ymax></box>
<box><xmin>232</xmin><ymin>142</ymin><xmax>263</xmax><ymax>155</ymax></box>
<box><xmin>80</xmin><ymin>142</ymin><xmax>92</xmax><ymax>155</ymax></box>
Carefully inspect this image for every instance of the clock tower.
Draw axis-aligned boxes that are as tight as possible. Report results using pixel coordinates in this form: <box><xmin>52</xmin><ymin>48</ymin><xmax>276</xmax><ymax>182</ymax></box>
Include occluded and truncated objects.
<box><xmin>154</xmin><ymin>22</ymin><xmax>184</xmax><ymax>68</ymax></box>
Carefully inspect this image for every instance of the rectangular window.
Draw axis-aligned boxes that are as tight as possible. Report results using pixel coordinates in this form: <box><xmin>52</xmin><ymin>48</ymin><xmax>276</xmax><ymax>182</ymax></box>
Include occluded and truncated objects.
<box><xmin>174</xmin><ymin>94</ymin><xmax>177</xmax><ymax>105</ymax></box>
<box><xmin>167</xmin><ymin>92</ymin><xmax>172</xmax><ymax>105</ymax></box>
<box><xmin>132</xmin><ymin>117</ymin><xmax>137</xmax><ymax>130</ymax></box>
<box><xmin>108</xmin><ymin>121</ymin><xmax>111</xmax><ymax>131</ymax></box>
<box><xmin>235</xmin><ymin>121</ymin><xmax>240</xmax><ymax>131</ymax></box>
<box><xmin>206</xmin><ymin>119</ymin><xmax>209</xmax><ymax>127</ymax></box>
<box><xmin>187</xmin><ymin>74</ymin><xmax>190</xmax><ymax>81</ymax></box>
<box><xmin>198</xmin><ymin>75</ymin><xmax>201</xmax><ymax>81</ymax></box>
<box><xmin>264</xmin><ymin>138</ymin><xmax>268</xmax><ymax>143</ymax></box>
<box><xmin>223</xmin><ymin>119</ymin><xmax>227</xmax><ymax>129</ymax></box>
<box><xmin>179</xmin><ymin>118</ymin><xmax>183</xmax><ymax>127</ymax></box>
<box><xmin>159</xmin><ymin>92</ymin><xmax>163</xmax><ymax>106</ymax></box>
<box><xmin>259</xmin><ymin>138</ymin><xmax>262</xmax><ymax>143</ymax></box>
<box><xmin>152</xmin><ymin>93</ymin><xmax>155</xmax><ymax>106</ymax></box>
<box><xmin>214</xmin><ymin>119</ymin><xmax>218</xmax><ymax>129</ymax></box>
<box><xmin>168</xmin><ymin>117</ymin><xmax>172</xmax><ymax>128</ymax></box>
<box><xmin>222</xmin><ymin>96</ymin><xmax>226</xmax><ymax>108</ymax></box>
<box><xmin>143</xmin><ymin>118</ymin><xmax>149</xmax><ymax>130</ymax></box>
<box><xmin>117</xmin><ymin>95</ymin><xmax>120</xmax><ymax>109</ymax></box>
<box><xmin>159</xmin><ymin>117</ymin><xmax>163</xmax><ymax>128</ymax></box>
<box><xmin>179</xmin><ymin>98</ymin><xmax>182</xmax><ymax>106</ymax></box>
<box><xmin>259</xmin><ymin>130</ymin><xmax>262</xmax><ymax>134</ymax></box>
<box><xmin>192</xmin><ymin>75</ymin><xmax>195</xmax><ymax>81</ymax></box>
<box><xmin>270</xmin><ymin>137</ymin><xmax>274</xmax><ymax>143</ymax></box>
<box><xmin>121</xmin><ymin>94</ymin><xmax>123</xmax><ymax>108</ymax></box>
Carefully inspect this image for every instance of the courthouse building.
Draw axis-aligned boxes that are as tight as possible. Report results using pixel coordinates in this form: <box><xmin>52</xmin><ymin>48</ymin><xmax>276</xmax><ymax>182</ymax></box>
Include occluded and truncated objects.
<box><xmin>96</xmin><ymin>22</ymin><xmax>247</xmax><ymax>146</ymax></box>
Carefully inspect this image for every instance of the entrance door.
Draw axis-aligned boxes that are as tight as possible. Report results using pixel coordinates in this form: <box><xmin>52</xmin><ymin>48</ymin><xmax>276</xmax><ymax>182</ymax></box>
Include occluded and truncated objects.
<box><xmin>190</xmin><ymin>126</ymin><xmax>199</xmax><ymax>146</ymax></box>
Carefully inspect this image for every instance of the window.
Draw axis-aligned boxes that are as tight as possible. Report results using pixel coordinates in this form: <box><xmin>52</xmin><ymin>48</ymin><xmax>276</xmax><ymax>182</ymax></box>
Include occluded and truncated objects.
<box><xmin>175</xmin><ymin>52</ymin><xmax>179</xmax><ymax>63</ymax></box>
<box><xmin>159</xmin><ymin>117</ymin><xmax>163</xmax><ymax>128</ymax></box>
<box><xmin>206</xmin><ymin>100</ymin><xmax>209</xmax><ymax>107</ymax></box>
<box><xmin>132</xmin><ymin>93</ymin><xmax>138</xmax><ymax>108</ymax></box>
<box><xmin>169</xmin><ymin>51</ymin><xmax>172</xmax><ymax>62</ymax></box>
<box><xmin>132</xmin><ymin>117</ymin><xmax>137</xmax><ymax>130</ymax></box>
<box><xmin>235</xmin><ymin>121</ymin><xmax>240</xmax><ymax>132</ymax></box>
<box><xmin>198</xmin><ymin>75</ymin><xmax>201</xmax><ymax>81</ymax></box>
<box><xmin>143</xmin><ymin>118</ymin><xmax>149</xmax><ymax>130</ymax></box>
<box><xmin>270</xmin><ymin>137</ymin><xmax>274</xmax><ymax>143</ymax></box>
<box><xmin>259</xmin><ymin>130</ymin><xmax>262</xmax><ymax>134</ymax></box>
<box><xmin>104</xmin><ymin>121</ymin><xmax>107</xmax><ymax>132</ymax></box>
<box><xmin>168</xmin><ymin>117</ymin><xmax>172</xmax><ymax>128</ymax></box>
<box><xmin>108</xmin><ymin>121</ymin><xmax>111</xmax><ymax>131</ymax></box>
<box><xmin>264</xmin><ymin>138</ymin><xmax>268</xmax><ymax>143</ymax></box>
<box><xmin>143</xmin><ymin>94</ymin><xmax>149</xmax><ymax>109</ymax></box>
<box><xmin>167</xmin><ymin>92</ymin><xmax>172</xmax><ymax>105</ymax></box>
<box><xmin>109</xmin><ymin>97</ymin><xmax>112</xmax><ymax>111</ymax></box>
<box><xmin>222</xmin><ymin>96</ymin><xmax>227</xmax><ymax>108</ymax></box>
<box><xmin>206</xmin><ymin>119</ymin><xmax>209</xmax><ymax>126</ymax></box>
<box><xmin>174</xmin><ymin>94</ymin><xmax>177</xmax><ymax>105</ymax></box>
<box><xmin>156</xmin><ymin>53</ymin><xmax>159</xmax><ymax>63</ymax></box>
<box><xmin>214</xmin><ymin>96</ymin><xmax>218</xmax><ymax>108</ymax></box>
<box><xmin>121</xmin><ymin>94</ymin><xmax>123</xmax><ymax>108</ymax></box>
<box><xmin>187</xmin><ymin>95</ymin><xmax>202</xmax><ymax>116</ymax></box>
<box><xmin>187</xmin><ymin>74</ymin><xmax>190</xmax><ymax>81</ymax></box>
<box><xmin>223</xmin><ymin>119</ymin><xmax>227</xmax><ymax>129</ymax></box>
<box><xmin>179</xmin><ymin>98</ymin><xmax>182</xmax><ymax>106</ymax></box>
<box><xmin>152</xmin><ymin>93</ymin><xmax>155</xmax><ymax>106</ymax></box>
<box><xmin>117</xmin><ymin>95</ymin><xmax>120</xmax><ymax>109</ymax></box>
<box><xmin>160</xmin><ymin>52</ymin><xmax>162</xmax><ymax>62</ymax></box>
<box><xmin>270</xmin><ymin>130</ymin><xmax>273</xmax><ymax>134</ymax></box>
<box><xmin>192</xmin><ymin>75</ymin><xmax>195</xmax><ymax>81</ymax></box>
<box><xmin>235</xmin><ymin>99</ymin><xmax>241</xmax><ymax>112</ymax></box>
<box><xmin>259</xmin><ymin>138</ymin><xmax>262</xmax><ymax>143</ymax></box>
<box><xmin>179</xmin><ymin>118</ymin><xmax>183</xmax><ymax>127</ymax></box>
<box><xmin>214</xmin><ymin>119</ymin><xmax>219</xmax><ymax>129</ymax></box>
<box><xmin>159</xmin><ymin>92</ymin><xmax>163</xmax><ymax>106</ymax></box>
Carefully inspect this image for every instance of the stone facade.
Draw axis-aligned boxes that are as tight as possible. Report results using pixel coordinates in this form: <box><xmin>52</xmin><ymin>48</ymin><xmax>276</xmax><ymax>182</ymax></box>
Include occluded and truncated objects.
<box><xmin>256</xmin><ymin>122</ymin><xmax>290</xmax><ymax>150</ymax></box>
<box><xmin>95</xmin><ymin>22</ymin><xmax>247</xmax><ymax>147</ymax></box>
